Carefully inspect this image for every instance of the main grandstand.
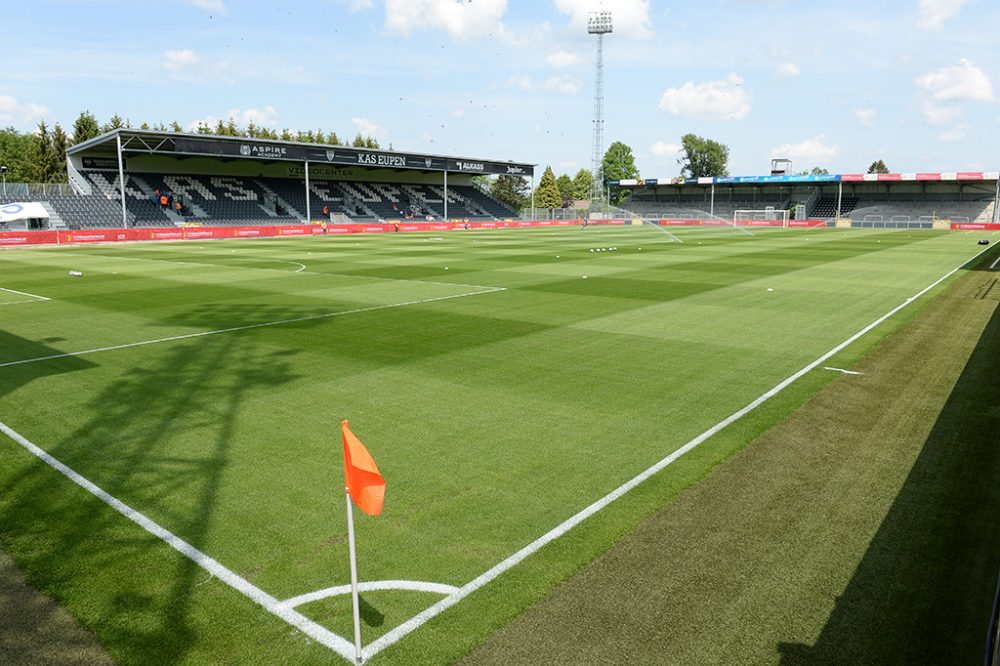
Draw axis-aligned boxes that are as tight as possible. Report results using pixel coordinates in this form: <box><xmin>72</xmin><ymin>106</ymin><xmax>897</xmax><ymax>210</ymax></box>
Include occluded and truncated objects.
<box><xmin>0</xmin><ymin>129</ymin><xmax>534</xmax><ymax>230</ymax></box>
<box><xmin>614</xmin><ymin>171</ymin><xmax>1000</xmax><ymax>228</ymax></box>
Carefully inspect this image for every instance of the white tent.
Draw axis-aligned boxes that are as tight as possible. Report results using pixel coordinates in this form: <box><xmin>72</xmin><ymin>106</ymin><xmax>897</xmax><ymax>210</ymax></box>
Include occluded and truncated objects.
<box><xmin>0</xmin><ymin>202</ymin><xmax>49</xmax><ymax>224</ymax></box>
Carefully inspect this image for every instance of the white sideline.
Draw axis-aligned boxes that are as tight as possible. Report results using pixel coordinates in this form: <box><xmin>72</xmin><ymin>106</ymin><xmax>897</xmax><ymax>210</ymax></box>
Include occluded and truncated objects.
<box><xmin>277</xmin><ymin>580</ymin><xmax>460</xmax><ymax>611</ymax></box>
<box><xmin>0</xmin><ymin>420</ymin><xmax>359</xmax><ymax>663</ymax></box>
<box><xmin>0</xmin><ymin>287</ymin><xmax>505</xmax><ymax>370</ymax></box>
<box><xmin>360</xmin><ymin>242</ymin><xmax>996</xmax><ymax>661</ymax></box>
<box><xmin>990</xmin><ymin>254</ymin><xmax>1000</xmax><ymax>270</ymax></box>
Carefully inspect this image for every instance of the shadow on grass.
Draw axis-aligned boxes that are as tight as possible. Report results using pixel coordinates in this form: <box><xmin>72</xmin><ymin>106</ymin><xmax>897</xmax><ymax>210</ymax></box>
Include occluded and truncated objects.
<box><xmin>779</xmin><ymin>269</ymin><xmax>1000</xmax><ymax>664</ymax></box>
<box><xmin>0</xmin><ymin>310</ymin><xmax>302</xmax><ymax>665</ymax></box>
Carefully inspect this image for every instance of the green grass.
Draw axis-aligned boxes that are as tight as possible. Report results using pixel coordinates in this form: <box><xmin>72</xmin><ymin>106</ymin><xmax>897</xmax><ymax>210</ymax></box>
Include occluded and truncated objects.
<box><xmin>460</xmin><ymin>248</ymin><xmax>1000</xmax><ymax>665</ymax></box>
<box><xmin>0</xmin><ymin>226</ymin><xmax>995</xmax><ymax>664</ymax></box>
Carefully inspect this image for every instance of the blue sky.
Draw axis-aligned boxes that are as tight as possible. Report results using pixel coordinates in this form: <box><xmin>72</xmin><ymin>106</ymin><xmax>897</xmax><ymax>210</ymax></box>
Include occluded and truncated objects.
<box><xmin>1</xmin><ymin>0</ymin><xmax>998</xmax><ymax>177</ymax></box>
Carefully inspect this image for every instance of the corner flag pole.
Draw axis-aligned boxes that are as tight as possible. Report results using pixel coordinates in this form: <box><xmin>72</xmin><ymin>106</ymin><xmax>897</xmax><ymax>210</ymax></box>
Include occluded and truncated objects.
<box><xmin>344</xmin><ymin>489</ymin><xmax>364</xmax><ymax>664</ymax></box>
<box><xmin>340</xmin><ymin>419</ymin><xmax>385</xmax><ymax>665</ymax></box>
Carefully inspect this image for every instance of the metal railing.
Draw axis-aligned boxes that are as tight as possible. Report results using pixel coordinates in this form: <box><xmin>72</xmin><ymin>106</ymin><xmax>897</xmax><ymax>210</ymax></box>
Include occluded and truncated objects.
<box><xmin>0</xmin><ymin>182</ymin><xmax>78</xmax><ymax>198</ymax></box>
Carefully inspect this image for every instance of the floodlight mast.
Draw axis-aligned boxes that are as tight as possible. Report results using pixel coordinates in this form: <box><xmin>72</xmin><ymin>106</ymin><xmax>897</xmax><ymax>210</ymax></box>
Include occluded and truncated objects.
<box><xmin>588</xmin><ymin>11</ymin><xmax>612</xmax><ymax>207</ymax></box>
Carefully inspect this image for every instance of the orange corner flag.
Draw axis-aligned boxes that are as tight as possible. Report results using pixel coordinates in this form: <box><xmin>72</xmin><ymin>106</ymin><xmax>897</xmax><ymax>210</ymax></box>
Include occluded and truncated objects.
<box><xmin>341</xmin><ymin>420</ymin><xmax>385</xmax><ymax>516</ymax></box>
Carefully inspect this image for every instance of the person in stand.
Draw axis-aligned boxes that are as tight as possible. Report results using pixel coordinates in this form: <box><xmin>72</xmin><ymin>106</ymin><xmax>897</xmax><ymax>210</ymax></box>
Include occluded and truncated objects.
<box><xmin>323</xmin><ymin>205</ymin><xmax>330</xmax><ymax>218</ymax></box>
<box><xmin>159</xmin><ymin>193</ymin><xmax>169</xmax><ymax>208</ymax></box>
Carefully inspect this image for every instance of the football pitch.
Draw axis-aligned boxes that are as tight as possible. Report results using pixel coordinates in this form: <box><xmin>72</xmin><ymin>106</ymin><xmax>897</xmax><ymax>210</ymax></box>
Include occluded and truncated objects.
<box><xmin>0</xmin><ymin>225</ymin><xmax>995</xmax><ymax>664</ymax></box>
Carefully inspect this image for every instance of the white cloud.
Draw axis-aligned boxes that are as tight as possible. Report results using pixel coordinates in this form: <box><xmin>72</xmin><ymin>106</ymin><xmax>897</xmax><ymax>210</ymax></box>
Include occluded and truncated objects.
<box><xmin>855</xmin><ymin>108</ymin><xmax>876</xmax><ymax>126</ymax></box>
<box><xmin>352</xmin><ymin>116</ymin><xmax>389</xmax><ymax>141</ymax></box>
<box><xmin>187</xmin><ymin>0</ymin><xmax>227</xmax><ymax>14</ymax></box>
<box><xmin>349</xmin><ymin>0</ymin><xmax>373</xmax><ymax>9</ymax></box>
<box><xmin>450</xmin><ymin>108</ymin><xmax>465</xmax><ymax>118</ymax></box>
<box><xmin>770</xmin><ymin>135</ymin><xmax>839</xmax><ymax>162</ymax></box>
<box><xmin>553</xmin><ymin>0</ymin><xmax>653</xmax><ymax>39</ymax></box>
<box><xmin>650</xmin><ymin>141</ymin><xmax>682</xmax><ymax>158</ymax></box>
<box><xmin>658</xmin><ymin>74</ymin><xmax>751</xmax><ymax>121</ymax></box>
<box><xmin>162</xmin><ymin>49</ymin><xmax>233</xmax><ymax>82</ymax></box>
<box><xmin>187</xmin><ymin>106</ymin><xmax>278</xmax><ymax>132</ymax></box>
<box><xmin>546</xmin><ymin>49</ymin><xmax>580</xmax><ymax>69</ymax></box>
<box><xmin>509</xmin><ymin>74</ymin><xmax>581</xmax><ymax>95</ymax></box>
<box><xmin>916</xmin><ymin>58</ymin><xmax>994</xmax><ymax>102</ymax></box>
<box><xmin>383</xmin><ymin>0</ymin><xmax>508</xmax><ymax>40</ymax></box>
<box><xmin>0</xmin><ymin>94</ymin><xmax>50</xmax><ymax>131</ymax></box>
<box><xmin>921</xmin><ymin>100</ymin><xmax>963</xmax><ymax>125</ymax></box>
<box><xmin>163</xmin><ymin>49</ymin><xmax>199</xmax><ymax>72</ymax></box>
<box><xmin>560</xmin><ymin>160</ymin><xmax>579</xmax><ymax>170</ymax></box>
<box><xmin>773</xmin><ymin>62</ymin><xmax>800</xmax><ymax>80</ymax></box>
<box><xmin>937</xmin><ymin>123</ymin><xmax>971</xmax><ymax>142</ymax></box>
<box><xmin>917</xmin><ymin>0</ymin><xmax>969</xmax><ymax>30</ymax></box>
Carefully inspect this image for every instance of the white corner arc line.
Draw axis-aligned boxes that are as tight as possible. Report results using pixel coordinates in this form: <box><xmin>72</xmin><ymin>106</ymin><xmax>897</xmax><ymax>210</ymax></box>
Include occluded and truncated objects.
<box><xmin>361</xmin><ymin>244</ymin><xmax>994</xmax><ymax>661</ymax></box>
<box><xmin>0</xmin><ymin>287</ymin><xmax>505</xmax><ymax>370</ymax></box>
<box><xmin>0</xmin><ymin>420</ymin><xmax>358</xmax><ymax>663</ymax></box>
<box><xmin>0</xmin><ymin>286</ymin><xmax>50</xmax><ymax>301</ymax></box>
<box><xmin>278</xmin><ymin>581</ymin><xmax>460</xmax><ymax>611</ymax></box>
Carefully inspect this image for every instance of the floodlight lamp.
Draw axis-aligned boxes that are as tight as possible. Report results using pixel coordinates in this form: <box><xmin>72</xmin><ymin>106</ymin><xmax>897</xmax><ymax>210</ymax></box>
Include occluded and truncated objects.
<box><xmin>0</xmin><ymin>166</ymin><xmax>6</xmax><ymax>174</ymax></box>
<box><xmin>587</xmin><ymin>11</ymin><xmax>613</xmax><ymax>34</ymax></box>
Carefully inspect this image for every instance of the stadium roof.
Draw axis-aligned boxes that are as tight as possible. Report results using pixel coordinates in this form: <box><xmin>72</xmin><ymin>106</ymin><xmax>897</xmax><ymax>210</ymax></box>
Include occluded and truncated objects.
<box><xmin>611</xmin><ymin>171</ymin><xmax>1000</xmax><ymax>187</ymax></box>
<box><xmin>68</xmin><ymin>128</ymin><xmax>535</xmax><ymax>177</ymax></box>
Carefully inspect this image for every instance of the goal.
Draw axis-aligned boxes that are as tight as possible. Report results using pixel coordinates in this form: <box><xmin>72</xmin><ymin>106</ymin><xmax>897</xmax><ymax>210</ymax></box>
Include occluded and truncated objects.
<box><xmin>733</xmin><ymin>208</ymin><xmax>790</xmax><ymax>228</ymax></box>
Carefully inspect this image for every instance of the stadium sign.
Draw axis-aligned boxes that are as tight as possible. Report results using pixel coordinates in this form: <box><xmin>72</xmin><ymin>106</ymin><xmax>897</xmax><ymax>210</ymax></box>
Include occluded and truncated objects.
<box><xmin>172</xmin><ymin>136</ymin><xmax>532</xmax><ymax>175</ymax></box>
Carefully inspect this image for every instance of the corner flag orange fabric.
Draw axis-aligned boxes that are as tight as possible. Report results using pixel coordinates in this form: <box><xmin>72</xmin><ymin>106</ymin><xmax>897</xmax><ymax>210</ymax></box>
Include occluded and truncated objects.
<box><xmin>341</xmin><ymin>420</ymin><xmax>385</xmax><ymax>516</ymax></box>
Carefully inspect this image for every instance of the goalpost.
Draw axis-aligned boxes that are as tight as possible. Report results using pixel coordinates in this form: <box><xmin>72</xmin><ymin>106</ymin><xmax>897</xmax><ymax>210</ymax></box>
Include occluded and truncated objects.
<box><xmin>733</xmin><ymin>208</ymin><xmax>791</xmax><ymax>228</ymax></box>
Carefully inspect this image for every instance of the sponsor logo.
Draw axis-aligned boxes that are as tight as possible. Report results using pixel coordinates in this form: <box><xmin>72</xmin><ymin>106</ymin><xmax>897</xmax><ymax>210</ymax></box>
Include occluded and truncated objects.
<box><xmin>1</xmin><ymin>204</ymin><xmax>24</xmax><ymax>215</ymax></box>
<box><xmin>506</xmin><ymin>166</ymin><xmax>525</xmax><ymax>175</ymax></box>
<box><xmin>326</xmin><ymin>150</ymin><xmax>336</xmax><ymax>161</ymax></box>
<box><xmin>457</xmin><ymin>161</ymin><xmax>485</xmax><ymax>172</ymax></box>
<box><xmin>241</xmin><ymin>144</ymin><xmax>287</xmax><ymax>158</ymax></box>
<box><xmin>358</xmin><ymin>153</ymin><xmax>407</xmax><ymax>168</ymax></box>
<box><xmin>424</xmin><ymin>158</ymin><xmax>433</xmax><ymax>168</ymax></box>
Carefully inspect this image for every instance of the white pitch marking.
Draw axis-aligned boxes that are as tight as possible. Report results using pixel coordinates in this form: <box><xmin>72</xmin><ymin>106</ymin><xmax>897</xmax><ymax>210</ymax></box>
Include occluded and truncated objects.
<box><xmin>0</xmin><ymin>287</ymin><xmax>506</xmax><ymax>370</ymax></box>
<box><xmin>360</xmin><ymin>242</ymin><xmax>995</xmax><ymax>662</ymax></box>
<box><xmin>990</xmin><ymin>254</ymin><xmax>1000</xmax><ymax>270</ymax></box>
<box><xmin>0</xmin><ymin>286</ymin><xmax>50</xmax><ymax>302</ymax></box>
<box><xmin>0</xmin><ymin>420</ymin><xmax>359</xmax><ymax>663</ymax></box>
<box><xmin>823</xmin><ymin>366</ymin><xmax>864</xmax><ymax>376</ymax></box>
<box><xmin>277</xmin><ymin>580</ymin><xmax>460</xmax><ymax>611</ymax></box>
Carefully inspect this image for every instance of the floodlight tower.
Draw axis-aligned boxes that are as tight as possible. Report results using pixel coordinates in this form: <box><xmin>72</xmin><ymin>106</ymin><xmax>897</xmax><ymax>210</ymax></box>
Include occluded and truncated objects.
<box><xmin>588</xmin><ymin>10</ymin><xmax>612</xmax><ymax>207</ymax></box>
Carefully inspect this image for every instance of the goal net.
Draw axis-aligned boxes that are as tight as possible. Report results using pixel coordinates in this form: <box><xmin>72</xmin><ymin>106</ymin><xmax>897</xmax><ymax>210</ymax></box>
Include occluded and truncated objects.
<box><xmin>733</xmin><ymin>208</ymin><xmax>791</xmax><ymax>227</ymax></box>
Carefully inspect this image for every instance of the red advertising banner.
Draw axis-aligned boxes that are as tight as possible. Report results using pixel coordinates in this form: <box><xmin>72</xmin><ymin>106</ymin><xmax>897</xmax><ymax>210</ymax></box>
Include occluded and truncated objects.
<box><xmin>951</xmin><ymin>223</ymin><xmax>1000</xmax><ymax>231</ymax></box>
<box><xmin>2</xmin><ymin>218</ymin><xmax>841</xmax><ymax>249</ymax></box>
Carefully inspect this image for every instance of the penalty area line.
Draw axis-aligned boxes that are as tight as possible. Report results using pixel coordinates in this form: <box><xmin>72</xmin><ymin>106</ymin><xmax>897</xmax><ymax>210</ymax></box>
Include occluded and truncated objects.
<box><xmin>361</xmin><ymin>242</ymin><xmax>995</xmax><ymax>661</ymax></box>
<box><xmin>0</xmin><ymin>286</ymin><xmax>50</xmax><ymax>302</ymax></box>
<box><xmin>0</xmin><ymin>420</ymin><xmax>359</xmax><ymax>662</ymax></box>
<box><xmin>0</xmin><ymin>287</ymin><xmax>505</xmax><ymax>370</ymax></box>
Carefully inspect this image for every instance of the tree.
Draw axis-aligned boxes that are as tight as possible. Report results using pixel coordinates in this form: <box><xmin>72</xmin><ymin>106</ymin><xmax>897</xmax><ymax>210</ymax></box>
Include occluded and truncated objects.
<box><xmin>490</xmin><ymin>174</ymin><xmax>529</xmax><ymax>212</ymax></box>
<box><xmin>169</xmin><ymin>121</ymin><xmax>184</xmax><ymax>133</ymax></box>
<box><xmin>678</xmin><ymin>133</ymin><xmax>729</xmax><ymax>179</ymax></box>
<box><xmin>572</xmin><ymin>168</ymin><xmax>593</xmax><ymax>200</ymax></box>
<box><xmin>556</xmin><ymin>173</ymin><xmax>575</xmax><ymax>206</ymax></box>
<box><xmin>601</xmin><ymin>141</ymin><xmax>640</xmax><ymax>206</ymax></box>
<box><xmin>867</xmin><ymin>159</ymin><xmax>889</xmax><ymax>174</ymax></box>
<box><xmin>51</xmin><ymin>123</ymin><xmax>69</xmax><ymax>182</ymax></box>
<box><xmin>534</xmin><ymin>166</ymin><xmax>562</xmax><ymax>209</ymax></box>
<box><xmin>326</xmin><ymin>131</ymin><xmax>341</xmax><ymax>146</ymax></box>
<box><xmin>102</xmin><ymin>114</ymin><xmax>125</xmax><ymax>133</ymax></box>
<box><xmin>30</xmin><ymin>121</ymin><xmax>59</xmax><ymax>182</ymax></box>
<box><xmin>71</xmin><ymin>111</ymin><xmax>100</xmax><ymax>144</ymax></box>
<box><xmin>471</xmin><ymin>175</ymin><xmax>490</xmax><ymax>190</ymax></box>
<box><xmin>365</xmin><ymin>136</ymin><xmax>380</xmax><ymax>149</ymax></box>
<box><xmin>352</xmin><ymin>133</ymin><xmax>366</xmax><ymax>147</ymax></box>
